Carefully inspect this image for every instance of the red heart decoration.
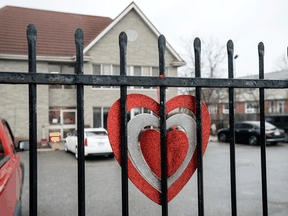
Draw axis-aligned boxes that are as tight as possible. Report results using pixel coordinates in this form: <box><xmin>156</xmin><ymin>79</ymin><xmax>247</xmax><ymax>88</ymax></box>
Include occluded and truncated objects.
<box><xmin>107</xmin><ymin>94</ymin><xmax>210</xmax><ymax>204</ymax></box>
<box><xmin>140</xmin><ymin>129</ymin><xmax>189</xmax><ymax>179</ymax></box>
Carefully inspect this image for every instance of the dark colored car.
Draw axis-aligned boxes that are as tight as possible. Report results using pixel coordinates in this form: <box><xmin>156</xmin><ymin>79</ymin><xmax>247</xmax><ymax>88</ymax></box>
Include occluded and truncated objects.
<box><xmin>265</xmin><ymin>115</ymin><xmax>288</xmax><ymax>142</ymax></box>
<box><xmin>217</xmin><ymin>121</ymin><xmax>285</xmax><ymax>145</ymax></box>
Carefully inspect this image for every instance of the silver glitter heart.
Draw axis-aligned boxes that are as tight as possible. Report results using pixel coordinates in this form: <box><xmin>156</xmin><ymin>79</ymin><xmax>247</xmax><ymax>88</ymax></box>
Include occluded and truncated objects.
<box><xmin>128</xmin><ymin>113</ymin><xmax>196</xmax><ymax>191</ymax></box>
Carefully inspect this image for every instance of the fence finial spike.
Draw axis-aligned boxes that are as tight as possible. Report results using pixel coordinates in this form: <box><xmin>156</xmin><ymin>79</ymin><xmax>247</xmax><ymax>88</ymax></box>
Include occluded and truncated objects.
<box><xmin>119</xmin><ymin>32</ymin><xmax>127</xmax><ymax>47</ymax></box>
<box><xmin>158</xmin><ymin>35</ymin><xmax>166</xmax><ymax>51</ymax></box>
<box><xmin>75</xmin><ymin>28</ymin><xmax>84</xmax><ymax>44</ymax></box>
<box><xmin>227</xmin><ymin>40</ymin><xmax>234</xmax><ymax>55</ymax></box>
<box><xmin>194</xmin><ymin>37</ymin><xmax>201</xmax><ymax>51</ymax></box>
<box><xmin>26</xmin><ymin>24</ymin><xmax>37</xmax><ymax>41</ymax></box>
<box><xmin>258</xmin><ymin>42</ymin><xmax>264</xmax><ymax>55</ymax></box>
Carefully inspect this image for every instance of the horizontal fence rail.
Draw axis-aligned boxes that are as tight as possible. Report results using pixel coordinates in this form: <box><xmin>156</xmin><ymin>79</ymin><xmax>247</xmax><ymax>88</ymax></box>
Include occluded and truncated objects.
<box><xmin>0</xmin><ymin>23</ymin><xmax>278</xmax><ymax>216</ymax></box>
<box><xmin>0</xmin><ymin>72</ymin><xmax>287</xmax><ymax>88</ymax></box>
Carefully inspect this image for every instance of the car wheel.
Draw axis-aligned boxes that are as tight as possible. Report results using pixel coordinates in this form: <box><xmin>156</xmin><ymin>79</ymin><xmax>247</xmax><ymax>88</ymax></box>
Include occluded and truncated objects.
<box><xmin>248</xmin><ymin>135</ymin><xmax>258</xmax><ymax>145</ymax></box>
<box><xmin>271</xmin><ymin>142</ymin><xmax>278</xmax><ymax>145</ymax></box>
<box><xmin>75</xmin><ymin>147</ymin><xmax>78</xmax><ymax>159</ymax></box>
<box><xmin>218</xmin><ymin>133</ymin><xmax>227</xmax><ymax>142</ymax></box>
<box><xmin>64</xmin><ymin>143</ymin><xmax>68</xmax><ymax>152</ymax></box>
<box><xmin>108</xmin><ymin>153</ymin><xmax>114</xmax><ymax>158</ymax></box>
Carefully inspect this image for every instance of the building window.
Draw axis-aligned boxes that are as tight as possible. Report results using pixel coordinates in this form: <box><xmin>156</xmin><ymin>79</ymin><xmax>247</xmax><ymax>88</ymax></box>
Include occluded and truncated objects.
<box><xmin>93</xmin><ymin>106</ymin><xmax>154</xmax><ymax>129</ymax></box>
<box><xmin>92</xmin><ymin>64</ymin><xmax>168</xmax><ymax>90</ymax></box>
<box><xmin>49</xmin><ymin>64</ymin><xmax>76</xmax><ymax>89</ymax></box>
<box><xmin>93</xmin><ymin>107</ymin><xmax>110</xmax><ymax>129</ymax></box>
<box><xmin>208</xmin><ymin>105</ymin><xmax>218</xmax><ymax>114</ymax></box>
<box><xmin>92</xmin><ymin>65</ymin><xmax>120</xmax><ymax>89</ymax></box>
<box><xmin>222</xmin><ymin>103</ymin><xmax>236</xmax><ymax>114</ymax></box>
<box><xmin>245</xmin><ymin>102</ymin><xmax>258</xmax><ymax>113</ymax></box>
<box><xmin>269</xmin><ymin>101</ymin><xmax>275</xmax><ymax>113</ymax></box>
<box><xmin>277</xmin><ymin>101</ymin><xmax>284</xmax><ymax>113</ymax></box>
<box><xmin>223</xmin><ymin>104</ymin><xmax>229</xmax><ymax>114</ymax></box>
<box><xmin>49</xmin><ymin>107</ymin><xmax>77</xmax><ymax>125</ymax></box>
<box><xmin>134</xmin><ymin>66</ymin><xmax>142</xmax><ymax>89</ymax></box>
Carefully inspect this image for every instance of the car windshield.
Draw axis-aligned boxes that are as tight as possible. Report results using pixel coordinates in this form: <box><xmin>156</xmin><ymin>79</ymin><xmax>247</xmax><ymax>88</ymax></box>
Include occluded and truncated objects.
<box><xmin>85</xmin><ymin>131</ymin><xmax>107</xmax><ymax>137</ymax></box>
<box><xmin>252</xmin><ymin>122</ymin><xmax>276</xmax><ymax>130</ymax></box>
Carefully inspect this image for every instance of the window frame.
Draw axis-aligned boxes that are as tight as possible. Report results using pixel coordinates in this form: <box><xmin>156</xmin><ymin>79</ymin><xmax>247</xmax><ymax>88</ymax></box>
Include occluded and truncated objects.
<box><xmin>277</xmin><ymin>100</ymin><xmax>284</xmax><ymax>113</ymax></box>
<box><xmin>222</xmin><ymin>104</ymin><xmax>229</xmax><ymax>114</ymax></box>
<box><xmin>49</xmin><ymin>64</ymin><xmax>76</xmax><ymax>89</ymax></box>
<box><xmin>91</xmin><ymin>64</ymin><xmax>169</xmax><ymax>90</ymax></box>
<box><xmin>208</xmin><ymin>104</ymin><xmax>218</xmax><ymax>114</ymax></box>
<box><xmin>93</xmin><ymin>107</ymin><xmax>110</xmax><ymax>129</ymax></box>
<box><xmin>269</xmin><ymin>101</ymin><xmax>275</xmax><ymax>113</ymax></box>
<box><xmin>245</xmin><ymin>101</ymin><xmax>259</xmax><ymax>114</ymax></box>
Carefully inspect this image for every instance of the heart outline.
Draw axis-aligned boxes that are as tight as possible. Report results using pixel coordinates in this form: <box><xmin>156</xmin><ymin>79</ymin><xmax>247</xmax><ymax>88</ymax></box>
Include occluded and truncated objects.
<box><xmin>107</xmin><ymin>94</ymin><xmax>210</xmax><ymax>204</ymax></box>
<box><xmin>127</xmin><ymin>113</ymin><xmax>196</xmax><ymax>191</ymax></box>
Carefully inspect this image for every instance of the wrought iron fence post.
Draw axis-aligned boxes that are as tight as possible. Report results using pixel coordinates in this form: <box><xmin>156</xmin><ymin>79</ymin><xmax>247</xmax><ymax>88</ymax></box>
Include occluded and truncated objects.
<box><xmin>194</xmin><ymin>37</ymin><xmax>204</xmax><ymax>216</ymax></box>
<box><xmin>119</xmin><ymin>32</ymin><xmax>129</xmax><ymax>216</ymax></box>
<box><xmin>158</xmin><ymin>35</ymin><xmax>168</xmax><ymax>216</ymax></box>
<box><xmin>258</xmin><ymin>42</ymin><xmax>268</xmax><ymax>216</ymax></box>
<box><xmin>227</xmin><ymin>40</ymin><xmax>237</xmax><ymax>216</ymax></box>
<box><xmin>26</xmin><ymin>23</ymin><xmax>37</xmax><ymax>216</ymax></box>
<box><xmin>75</xmin><ymin>28</ymin><xmax>85</xmax><ymax>216</ymax></box>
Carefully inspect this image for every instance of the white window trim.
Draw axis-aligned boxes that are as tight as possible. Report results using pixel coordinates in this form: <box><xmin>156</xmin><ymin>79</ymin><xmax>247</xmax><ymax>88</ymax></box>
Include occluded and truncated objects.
<box><xmin>91</xmin><ymin>64</ymin><xmax>169</xmax><ymax>91</ymax></box>
<box><xmin>277</xmin><ymin>100</ymin><xmax>284</xmax><ymax>113</ymax></box>
<box><xmin>49</xmin><ymin>65</ymin><xmax>76</xmax><ymax>89</ymax></box>
<box><xmin>208</xmin><ymin>105</ymin><xmax>218</xmax><ymax>114</ymax></box>
<box><xmin>245</xmin><ymin>102</ymin><xmax>258</xmax><ymax>113</ymax></box>
<box><xmin>93</xmin><ymin>107</ymin><xmax>111</xmax><ymax>128</ymax></box>
<box><xmin>269</xmin><ymin>101</ymin><xmax>275</xmax><ymax>113</ymax></box>
<box><xmin>223</xmin><ymin>104</ymin><xmax>229</xmax><ymax>114</ymax></box>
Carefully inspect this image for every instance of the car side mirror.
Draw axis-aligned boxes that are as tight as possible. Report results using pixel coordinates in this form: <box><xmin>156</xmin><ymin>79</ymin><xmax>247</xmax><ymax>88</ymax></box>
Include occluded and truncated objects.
<box><xmin>67</xmin><ymin>133</ymin><xmax>71</xmax><ymax>137</ymax></box>
<box><xmin>18</xmin><ymin>140</ymin><xmax>29</xmax><ymax>151</ymax></box>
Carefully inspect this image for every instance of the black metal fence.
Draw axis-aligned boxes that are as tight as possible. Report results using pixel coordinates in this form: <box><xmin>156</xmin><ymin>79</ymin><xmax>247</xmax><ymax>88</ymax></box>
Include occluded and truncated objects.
<box><xmin>1</xmin><ymin>23</ymin><xmax>286</xmax><ymax>216</ymax></box>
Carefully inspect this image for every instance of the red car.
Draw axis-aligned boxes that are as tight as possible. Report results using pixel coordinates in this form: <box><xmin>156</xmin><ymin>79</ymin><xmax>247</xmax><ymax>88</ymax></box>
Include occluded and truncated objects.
<box><xmin>0</xmin><ymin>118</ymin><xmax>24</xmax><ymax>216</ymax></box>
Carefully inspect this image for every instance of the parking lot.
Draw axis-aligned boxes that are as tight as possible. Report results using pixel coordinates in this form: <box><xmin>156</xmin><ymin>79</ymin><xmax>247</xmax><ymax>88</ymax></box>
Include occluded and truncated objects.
<box><xmin>19</xmin><ymin>140</ymin><xmax>288</xmax><ymax>216</ymax></box>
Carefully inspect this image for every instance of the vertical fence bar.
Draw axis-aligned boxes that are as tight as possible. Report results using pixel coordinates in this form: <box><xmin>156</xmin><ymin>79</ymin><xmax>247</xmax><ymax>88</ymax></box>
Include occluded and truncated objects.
<box><xmin>258</xmin><ymin>42</ymin><xmax>268</xmax><ymax>216</ymax></box>
<box><xmin>158</xmin><ymin>35</ymin><xmax>168</xmax><ymax>216</ymax></box>
<box><xmin>194</xmin><ymin>38</ymin><xmax>204</xmax><ymax>216</ymax></box>
<box><xmin>119</xmin><ymin>32</ymin><xmax>129</xmax><ymax>216</ymax></box>
<box><xmin>75</xmin><ymin>28</ymin><xmax>85</xmax><ymax>216</ymax></box>
<box><xmin>227</xmin><ymin>40</ymin><xmax>237</xmax><ymax>216</ymax></box>
<box><xmin>27</xmin><ymin>23</ymin><xmax>37</xmax><ymax>216</ymax></box>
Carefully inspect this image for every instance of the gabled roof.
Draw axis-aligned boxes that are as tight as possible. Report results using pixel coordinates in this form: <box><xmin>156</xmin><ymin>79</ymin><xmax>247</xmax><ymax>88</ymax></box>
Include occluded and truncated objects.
<box><xmin>0</xmin><ymin>3</ymin><xmax>185</xmax><ymax>65</ymax></box>
<box><xmin>83</xmin><ymin>2</ymin><xmax>185</xmax><ymax>65</ymax></box>
<box><xmin>0</xmin><ymin>5</ymin><xmax>112</xmax><ymax>57</ymax></box>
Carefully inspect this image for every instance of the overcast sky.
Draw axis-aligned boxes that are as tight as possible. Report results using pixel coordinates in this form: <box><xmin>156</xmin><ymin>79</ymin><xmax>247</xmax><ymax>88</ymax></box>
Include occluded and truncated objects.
<box><xmin>0</xmin><ymin>0</ymin><xmax>287</xmax><ymax>77</ymax></box>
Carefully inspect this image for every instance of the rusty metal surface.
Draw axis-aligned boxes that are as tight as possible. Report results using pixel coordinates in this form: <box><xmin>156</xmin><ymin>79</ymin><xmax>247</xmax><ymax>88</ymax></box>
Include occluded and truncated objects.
<box><xmin>0</xmin><ymin>72</ymin><xmax>287</xmax><ymax>88</ymax></box>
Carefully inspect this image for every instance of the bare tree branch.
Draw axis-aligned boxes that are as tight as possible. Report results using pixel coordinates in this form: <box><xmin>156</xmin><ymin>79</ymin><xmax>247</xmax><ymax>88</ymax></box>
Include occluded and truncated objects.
<box><xmin>274</xmin><ymin>50</ymin><xmax>288</xmax><ymax>71</ymax></box>
<box><xmin>179</xmin><ymin>35</ymin><xmax>226</xmax><ymax>104</ymax></box>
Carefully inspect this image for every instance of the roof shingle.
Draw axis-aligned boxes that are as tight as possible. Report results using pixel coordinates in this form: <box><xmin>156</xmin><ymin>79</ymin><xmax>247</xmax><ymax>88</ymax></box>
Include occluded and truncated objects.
<box><xmin>0</xmin><ymin>6</ymin><xmax>113</xmax><ymax>57</ymax></box>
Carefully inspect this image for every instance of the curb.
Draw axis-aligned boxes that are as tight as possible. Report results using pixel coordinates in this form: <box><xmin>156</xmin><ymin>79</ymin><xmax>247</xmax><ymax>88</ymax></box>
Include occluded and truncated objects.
<box><xmin>209</xmin><ymin>135</ymin><xmax>218</xmax><ymax>142</ymax></box>
<box><xmin>37</xmin><ymin>142</ymin><xmax>65</xmax><ymax>152</ymax></box>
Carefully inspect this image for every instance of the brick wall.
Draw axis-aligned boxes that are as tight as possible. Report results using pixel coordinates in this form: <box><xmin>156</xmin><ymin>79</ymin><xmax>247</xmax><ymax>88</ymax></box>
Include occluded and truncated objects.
<box><xmin>0</xmin><ymin>60</ymin><xmax>49</xmax><ymax>139</ymax></box>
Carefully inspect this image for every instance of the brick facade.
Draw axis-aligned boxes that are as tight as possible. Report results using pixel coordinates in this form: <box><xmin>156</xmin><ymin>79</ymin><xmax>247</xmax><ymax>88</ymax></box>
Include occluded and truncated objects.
<box><xmin>0</xmin><ymin>60</ymin><xmax>49</xmax><ymax>139</ymax></box>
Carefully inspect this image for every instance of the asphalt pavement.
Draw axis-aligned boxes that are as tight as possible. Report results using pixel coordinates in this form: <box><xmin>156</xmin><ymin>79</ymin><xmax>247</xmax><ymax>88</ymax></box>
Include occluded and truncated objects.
<box><xmin>19</xmin><ymin>138</ymin><xmax>288</xmax><ymax>216</ymax></box>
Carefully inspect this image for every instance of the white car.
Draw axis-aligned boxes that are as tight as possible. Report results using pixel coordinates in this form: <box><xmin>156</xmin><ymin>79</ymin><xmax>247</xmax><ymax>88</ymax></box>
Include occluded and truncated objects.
<box><xmin>65</xmin><ymin>128</ymin><xmax>113</xmax><ymax>159</ymax></box>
